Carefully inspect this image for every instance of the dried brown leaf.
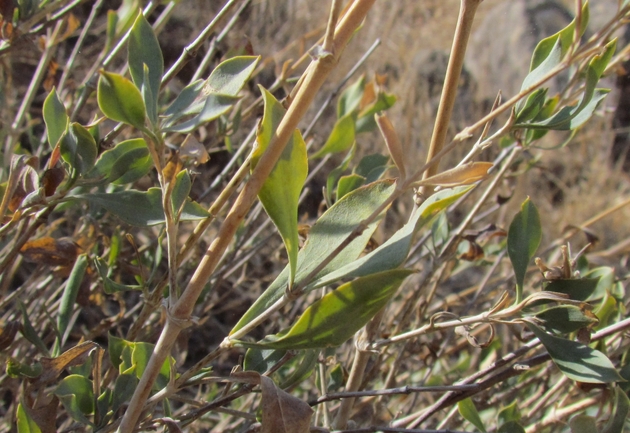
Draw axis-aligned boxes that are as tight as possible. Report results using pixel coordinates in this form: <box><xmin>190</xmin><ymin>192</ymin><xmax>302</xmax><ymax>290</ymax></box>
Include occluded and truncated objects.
<box><xmin>36</xmin><ymin>341</ymin><xmax>99</xmax><ymax>385</ymax></box>
<box><xmin>41</xmin><ymin>167</ymin><xmax>65</xmax><ymax>197</ymax></box>
<box><xmin>261</xmin><ymin>375</ymin><xmax>313</xmax><ymax>433</ymax></box>
<box><xmin>20</xmin><ymin>237</ymin><xmax>79</xmax><ymax>266</ymax></box>
<box><xmin>414</xmin><ymin>162</ymin><xmax>493</xmax><ymax>188</ymax></box>
<box><xmin>0</xmin><ymin>320</ymin><xmax>21</xmax><ymax>351</ymax></box>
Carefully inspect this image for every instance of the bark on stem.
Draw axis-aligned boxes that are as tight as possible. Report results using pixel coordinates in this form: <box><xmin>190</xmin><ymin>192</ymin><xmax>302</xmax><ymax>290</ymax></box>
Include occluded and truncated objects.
<box><xmin>117</xmin><ymin>1</ymin><xmax>377</xmax><ymax>431</ymax></box>
<box><xmin>420</xmin><ymin>0</ymin><xmax>483</xmax><ymax>195</ymax></box>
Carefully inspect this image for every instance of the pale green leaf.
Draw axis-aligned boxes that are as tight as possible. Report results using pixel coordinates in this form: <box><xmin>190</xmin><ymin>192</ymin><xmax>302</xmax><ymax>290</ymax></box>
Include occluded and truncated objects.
<box><xmin>206</xmin><ymin>55</ymin><xmax>260</xmax><ymax>96</ymax></box>
<box><xmin>128</xmin><ymin>12</ymin><xmax>163</xmax><ymax>123</ymax></box>
<box><xmin>338</xmin><ymin>75</ymin><xmax>365</xmax><ymax>118</ymax></box>
<box><xmin>528</xmin><ymin>323</ymin><xmax>624</xmax><ymax>383</ymax></box>
<box><xmin>77</xmin><ymin>188</ymin><xmax>209</xmax><ymax>226</ymax></box>
<box><xmin>570</xmin><ymin>415</ymin><xmax>599</xmax><ymax>433</ymax></box>
<box><xmin>312</xmin><ymin>112</ymin><xmax>355</xmax><ymax>159</ymax></box>
<box><xmin>57</xmin><ymin>255</ymin><xmax>88</xmax><ymax>342</ymax></box>
<box><xmin>311</xmin><ymin>186</ymin><xmax>471</xmax><ymax>288</ymax></box>
<box><xmin>163</xmin><ymin>79</ymin><xmax>205</xmax><ymax>117</ymax></box>
<box><xmin>43</xmin><ymin>87</ymin><xmax>68</xmax><ymax>149</ymax></box>
<box><xmin>602</xmin><ymin>387</ymin><xmax>630</xmax><ymax>433</ymax></box>
<box><xmin>458</xmin><ymin>398</ymin><xmax>487</xmax><ymax>433</ymax></box>
<box><xmin>230</xmin><ymin>179</ymin><xmax>397</xmax><ymax>335</ymax></box>
<box><xmin>87</xmin><ymin>138</ymin><xmax>151</xmax><ymax>184</ymax></box>
<box><xmin>163</xmin><ymin>93</ymin><xmax>239</xmax><ymax>133</ymax></box>
<box><xmin>250</xmin><ymin>270</ymin><xmax>413</xmax><ymax>349</ymax></box>
<box><xmin>55</xmin><ymin>375</ymin><xmax>94</xmax><ymax>425</ymax></box>
<box><xmin>507</xmin><ymin>198</ymin><xmax>541</xmax><ymax>302</ymax></box>
<box><xmin>59</xmin><ymin>123</ymin><xmax>98</xmax><ymax>175</ymax></box>
<box><xmin>336</xmin><ymin>174</ymin><xmax>365</xmax><ymax>200</ymax></box>
<box><xmin>16</xmin><ymin>403</ymin><xmax>42</xmax><ymax>433</ymax></box>
<box><xmin>253</xmin><ymin>88</ymin><xmax>308</xmax><ymax>286</ymax></box>
<box><xmin>97</xmin><ymin>70</ymin><xmax>146</xmax><ymax>129</ymax></box>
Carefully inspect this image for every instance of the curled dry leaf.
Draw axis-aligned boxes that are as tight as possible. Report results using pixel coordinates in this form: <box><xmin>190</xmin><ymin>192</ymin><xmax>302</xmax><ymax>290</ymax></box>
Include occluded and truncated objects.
<box><xmin>179</xmin><ymin>135</ymin><xmax>209</xmax><ymax>166</ymax></box>
<box><xmin>232</xmin><ymin>371</ymin><xmax>313</xmax><ymax>433</ymax></box>
<box><xmin>413</xmin><ymin>162</ymin><xmax>493</xmax><ymax>188</ymax></box>
<box><xmin>376</xmin><ymin>112</ymin><xmax>406</xmax><ymax>180</ymax></box>
<box><xmin>35</xmin><ymin>341</ymin><xmax>99</xmax><ymax>385</ymax></box>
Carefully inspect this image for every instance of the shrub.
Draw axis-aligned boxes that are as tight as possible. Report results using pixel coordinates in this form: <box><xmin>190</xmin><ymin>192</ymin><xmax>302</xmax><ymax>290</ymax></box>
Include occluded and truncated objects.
<box><xmin>0</xmin><ymin>0</ymin><xmax>629</xmax><ymax>432</ymax></box>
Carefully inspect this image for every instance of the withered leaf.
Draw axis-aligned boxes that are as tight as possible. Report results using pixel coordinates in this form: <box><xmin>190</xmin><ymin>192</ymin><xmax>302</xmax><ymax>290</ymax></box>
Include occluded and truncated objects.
<box><xmin>20</xmin><ymin>395</ymin><xmax>59</xmax><ymax>433</ymax></box>
<box><xmin>232</xmin><ymin>371</ymin><xmax>313</xmax><ymax>433</ymax></box>
<box><xmin>41</xmin><ymin>167</ymin><xmax>65</xmax><ymax>196</ymax></box>
<box><xmin>20</xmin><ymin>237</ymin><xmax>79</xmax><ymax>266</ymax></box>
<box><xmin>261</xmin><ymin>375</ymin><xmax>313</xmax><ymax>433</ymax></box>
<box><xmin>36</xmin><ymin>341</ymin><xmax>99</xmax><ymax>385</ymax></box>
<box><xmin>0</xmin><ymin>320</ymin><xmax>21</xmax><ymax>351</ymax></box>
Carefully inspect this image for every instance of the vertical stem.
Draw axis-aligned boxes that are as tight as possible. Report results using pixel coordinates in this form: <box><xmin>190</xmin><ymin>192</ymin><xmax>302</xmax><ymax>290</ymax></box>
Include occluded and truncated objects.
<box><xmin>117</xmin><ymin>1</ymin><xmax>377</xmax><ymax>431</ymax></box>
<box><xmin>420</xmin><ymin>0</ymin><xmax>483</xmax><ymax>195</ymax></box>
<box><xmin>332</xmin><ymin>307</ymin><xmax>386</xmax><ymax>429</ymax></box>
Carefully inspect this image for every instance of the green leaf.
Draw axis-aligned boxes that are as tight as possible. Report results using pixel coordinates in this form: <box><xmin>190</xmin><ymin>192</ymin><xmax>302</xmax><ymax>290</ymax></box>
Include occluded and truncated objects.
<box><xmin>515</xmin><ymin>88</ymin><xmax>547</xmax><ymax>124</ymax></box>
<box><xmin>77</xmin><ymin>188</ymin><xmax>209</xmax><ymax>226</ymax></box>
<box><xmin>57</xmin><ymin>255</ymin><xmax>88</xmax><ymax>342</ymax></box>
<box><xmin>131</xmin><ymin>342</ymin><xmax>171</xmax><ymax>390</ymax></box>
<box><xmin>507</xmin><ymin>198</ymin><xmax>541</xmax><ymax>302</ymax></box>
<box><xmin>252</xmin><ymin>87</ymin><xmax>308</xmax><ymax>286</ymax></box>
<box><xmin>16</xmin><ymin>402</ymin><xmax>42</xmax><ymax>433</ymax></box>
<box><xmin>128</xmin><ymin>12</ymin><xmax>163</xmax><ymax>123</ymax></box>
<box><xmin>534</xmin><ymin>305</ymin><xmax>598</xmax><ymax>333</ymax></box>
<box><xmin>243</xmin><ymin>348</ymin><xmax>287</xmax><ymax>375</ymax></box>
<box><xmin>88</xmin><ymin>138</ymin><xmax>151</xmax><ymax>185</ymax></box>
<box><xmin>312</xmin><ymin>113</ymin><xmax>356</xmax><ymax>158</ymax></box>
<box><xmin>55</xmin><ymin>375</ymin><xmax>94</xmax><ymax>424</ymax></box>
<box><xmin>163</xmin><ymin>93</ymin><xmax>239</xmax><ymax>133</ymax></box>
<box><xmin>520</xmin><ymin>35</ymin><xmax>563</xmax><ymax>97</ymax></box>
<box><xmin>528</xmin><ymin>323</ymin><xmax>624</xmax><ymax>383</ymax></box>
<box><xmin>544</xmin><ymin>278</ymin><xmax>600</xmax><ymax>302</ymax></box>
<box><xmin>171</xmin><ymin>169</ymin><xmax>192</xmax><ymax>216</ymax></box>
<box><xmin>356</xmin><ymin>91</ymin><xmax>396</xmax><ymax>133</ymax></box>
<box><xmin>602</xmin><ymin>387</ymin><xmax>630</xmax><ymax>433</ymax></box>
<box><xmin>109</xmin><ymin>146</ymin><xmax>152</xmax><ymax>185</ymax></box>
<box><xmin>278</xmin><ymin>349</ymin><xmax>319</xmax><ymax>389</ymax></box>
<box><xmin>311</xmin><ymin>186</ymin><xmax>472</xmax><ymax>289</ymax></box>
<box><xmin>112</xmin><ymin>372</ymin><xmax>137</xmax><ymax>413</ymax></box>
<box><xmin>94</xmin><ymin>257</ymin><xmax>143</xmax><ymax>293</ymax></box>
<box><xmin>355</xmin><ymin>153</ymin><xmax>389</xmax><ymax>177</ymax></box>
<box><xmin>528</xmin><ymin>3</ymin><xmax>586</xmax><ymax>74</ymax></box>
<box><xmin>18</xmin><ymin>301</ymin><xmax>50</xmax><ymax>356</ymax></box>
<box><xmin>108</xmin><ymin>333</ymin><xmax>128</xmax><ymax>370</ymax></box>
<box><xmin>230</xmin><ymin>179</ymin><xmax>396</xmax><ymax>335</ymax></box>
<box><xmin>59</xmin><ymin>123</ymin><xmax>98</xmax><ymax>175</ymax></box>
<box><xmin>56</xmin><ymin>374</ymin><xmax>94</xmax><ymax>414</ymax></box>
<box><xmin>249</xmin><ymin>270</ymin><xmax>413</xmax><ymax>350</ymax></box>
<box><xmin>570</xmin><ymin>415</ymin><xmax>599</xmax><ymax>433</ymax></box>
<box><xmin>337</xmin><ymin>75</ymin><xmax>365</xmax><ymax>118</ymax></box>
<box><xmin>163</xmin><ymin>79</ymin><xmax>205</xmax><ymax>117</ymax></box>
<box><xmin>336</xmin><ymin>174</ymin><xmax>365</xmax><ymax>200</ymax></box>
<box><xmin>325</xmin><ymin>144</ymin><xmax>356</xmax><ymax>205</ymax></box>
<box><xmin>43</xmin><ymin>87</ymin><xmax>68</xmax><ymax>148</ymax></box>
<box><xmin>6</xmin><ymin>359</ymin><xmax>43</xmax><ymax>379</ymax></box>
<box><xmin>97</xmin><ymin>70</ymin><xmax>146</xmax><ymax>129</ymax></box>
<box><xmin>206</xmin><ymin>55</ymin><xmax>260</xmax><ymax>97</ymax></box>
<box><xmin>458</xmin><ymin>397</ymin><xmax>487</xmax><ymax>433</ymax></box>
<box><xmin>498</xmin><ymin>421</ymin><xmax>525</xmax><ymax>433</ymax></box>
<box><xmin>498</xmin><ymin>401</ymin><xmax>521</xmax><ymax>425</ymax></box>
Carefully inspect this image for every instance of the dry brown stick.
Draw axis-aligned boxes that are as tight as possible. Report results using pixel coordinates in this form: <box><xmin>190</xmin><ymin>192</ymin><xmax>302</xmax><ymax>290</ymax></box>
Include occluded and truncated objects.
<box><xmin>419</xmin><ymin>0</ymin><xmax>483</xmax><ymax>196</ymax></box>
